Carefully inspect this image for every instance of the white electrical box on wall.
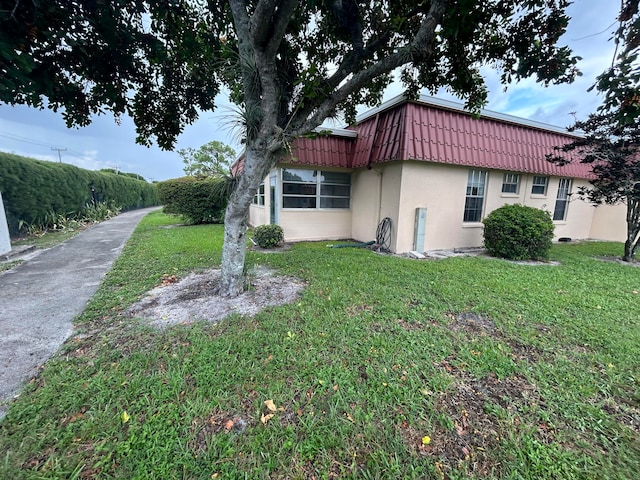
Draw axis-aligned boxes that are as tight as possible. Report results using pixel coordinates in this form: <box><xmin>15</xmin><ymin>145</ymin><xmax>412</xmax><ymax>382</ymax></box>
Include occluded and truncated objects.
<box><xmin>414</xmin><ymin>207</ymin><xmax>427</xmax><ymax>252</ymax></box>
<box><xmin>0</xmin><ymin>192</ymin><xmax>11</xmax><ymax>255</ymax></box>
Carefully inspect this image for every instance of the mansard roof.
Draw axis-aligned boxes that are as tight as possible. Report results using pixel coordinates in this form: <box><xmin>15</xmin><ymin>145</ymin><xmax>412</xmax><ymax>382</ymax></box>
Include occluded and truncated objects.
<box><xmin>286</xmin><ymin>94</ymin><xmax>591</xmax><ymax>179</ymax></box>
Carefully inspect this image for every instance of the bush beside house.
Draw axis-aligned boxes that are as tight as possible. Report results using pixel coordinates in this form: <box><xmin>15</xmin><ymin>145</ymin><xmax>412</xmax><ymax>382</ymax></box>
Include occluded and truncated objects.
<box><xmin>483</xmin><ymin>204</ymin><xmax>554</xmax><ymax>260</ymax></box>
<box><xmin>157</xmin><ymin>176</ymin><xmax>232</xmax><ymax>225</ymax></box>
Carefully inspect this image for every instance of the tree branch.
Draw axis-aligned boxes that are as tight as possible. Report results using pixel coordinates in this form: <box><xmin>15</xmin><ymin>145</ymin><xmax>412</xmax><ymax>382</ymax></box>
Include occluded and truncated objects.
<box><xmin>250</xmin><ymin>0</ymin><xmax>279</xmax><ymax>47</ymax></box>
<box><xmin>264</xmin><ymin>0</ymin><xmax>298</xmax><ymax>57</ymax></box>
<box><xmin>290</xmin><ymin>0</ymin><xmax>449</xmax><ymax>136</ymax></box>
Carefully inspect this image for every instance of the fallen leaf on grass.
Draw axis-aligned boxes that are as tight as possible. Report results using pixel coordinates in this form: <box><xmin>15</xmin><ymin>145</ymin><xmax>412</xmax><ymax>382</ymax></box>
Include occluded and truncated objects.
<box><xmin>121</xmin><ymin>411</ymin><xmax>130</xmax><ymax>424</ymax></box>
<box><xmin>264</xmin><ymin>399</ymin><xmax>277</xmax><ymax>412</ymax></box>
<box><xmin>261</xmin><ymin>413</ymin><xmax>274</xmax><ymax>424</ymax></box>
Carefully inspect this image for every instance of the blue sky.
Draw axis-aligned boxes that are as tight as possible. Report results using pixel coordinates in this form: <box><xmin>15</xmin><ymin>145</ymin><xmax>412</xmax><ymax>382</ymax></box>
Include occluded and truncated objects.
<box><xmin>0</xmin><ymin>0</ymin><xmax>620</xmax><ymax>181</ymax></box>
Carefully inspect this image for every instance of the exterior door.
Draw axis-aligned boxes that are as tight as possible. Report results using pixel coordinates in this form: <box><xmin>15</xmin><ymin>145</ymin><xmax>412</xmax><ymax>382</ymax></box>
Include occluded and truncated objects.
<box><xmin>269</xmin><ymin>172</ymin><xmax>278</xmax><ymax>225</ymax></box>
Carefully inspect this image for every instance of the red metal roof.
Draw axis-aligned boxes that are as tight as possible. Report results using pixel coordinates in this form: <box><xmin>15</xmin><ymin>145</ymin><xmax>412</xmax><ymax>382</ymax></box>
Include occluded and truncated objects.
<box><xmin>286</xmin><ymin>134</ymin><xmax>354</xmax><ymax>168</ymax></box>
<box><xmin>282</xmin><ymin>96</ymin><xmax>592</xmax><ymax>179</ymax></box>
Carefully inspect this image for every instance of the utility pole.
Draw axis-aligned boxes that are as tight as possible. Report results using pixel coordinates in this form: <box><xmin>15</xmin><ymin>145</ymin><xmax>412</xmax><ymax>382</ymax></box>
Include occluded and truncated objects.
<box><xmin>51</xmin><ymin>147</ymin><xmax>67</xmax><ymax>163</ymax></box>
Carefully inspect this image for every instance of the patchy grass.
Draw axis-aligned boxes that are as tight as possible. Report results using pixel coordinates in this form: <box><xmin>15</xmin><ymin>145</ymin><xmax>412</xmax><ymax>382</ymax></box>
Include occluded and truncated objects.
<box><xmin>0</xmin><ymin>212</ymin><xmax>638</xmax><ymax>479</ymax></box>
<box><xmin>11</xmin><ymin>227</ymin><xmax>84</xmax><ymax>250</ymax></box>
<box><xmin>0</xmin><ymin>260</ymin><xmax>22</xmax><ymax>273</ymax></box>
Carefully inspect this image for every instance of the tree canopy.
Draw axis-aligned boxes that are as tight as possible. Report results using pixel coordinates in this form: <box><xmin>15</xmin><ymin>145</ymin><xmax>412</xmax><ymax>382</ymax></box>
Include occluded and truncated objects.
<box><xmin>549</xmin><ymin>0</ymin><xmax>640</xmax><ymax>261</ymax></box>
<box><xmin>1</xmin><ymin>0</ymin><xmax>582</xmax><ymax>295</ymax></box>
<box><xmin>178</xmin><ymin>141</ymin><xmax>236</xmax><ymax>177</ymax></box>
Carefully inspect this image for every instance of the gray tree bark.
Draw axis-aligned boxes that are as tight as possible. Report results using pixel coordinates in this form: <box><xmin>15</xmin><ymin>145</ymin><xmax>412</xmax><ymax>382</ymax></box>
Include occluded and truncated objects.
<box><xmin>219</xmin><ymin>145</ymin><xmax>275</xmax><ymax>297</ymax></box>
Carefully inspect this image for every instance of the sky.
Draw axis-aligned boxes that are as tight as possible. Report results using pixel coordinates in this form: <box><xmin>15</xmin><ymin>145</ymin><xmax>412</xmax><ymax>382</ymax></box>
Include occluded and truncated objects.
<box><xmin>0</xmin><ymin>0</ymin><xmax>621</xmax><ymax>182</ymax></box>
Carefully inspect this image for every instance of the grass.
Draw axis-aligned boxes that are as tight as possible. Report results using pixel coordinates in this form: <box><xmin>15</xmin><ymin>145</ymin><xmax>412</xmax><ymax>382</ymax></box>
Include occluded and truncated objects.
<box><xmin>0</xmin><ymin>211</ymin><xmax>638</xmax><ymax>479</ymax></box>
<box><xmin>11</xmin><ymin>226</ymin><xmax>85</xmax><ymax>249</ymax></box>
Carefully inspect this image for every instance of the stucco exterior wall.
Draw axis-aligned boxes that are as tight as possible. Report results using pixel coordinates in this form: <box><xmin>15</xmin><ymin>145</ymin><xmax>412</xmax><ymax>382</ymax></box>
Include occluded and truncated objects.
<box><xmin>249</xmin><ymin>204</ymin><xmax>267</xmax><ymax>227</ymax></box>
<box><xmin>249</xmin><ymin>163</ymin><xmax>615</xmax><ymax>251</ymax></box>
<box><xmin>378</xmin><ymin>162</ymin><xmax>403</xmax><ymax>252</ymax></box>
<box><xmin>589</xmin><ymin>203</ymin><xmax>627</xmax><ymax>242</ymax></box>
<box><xmin>351</xmin><ymin>168</ymin><xmax>382</xmax><ymax>243</ymax></box>
<box><xmin>278</xmin><ymin>209</ymin><xmax>352</xmax><ymax>241</ymax></box>
<box><xmin>391</xmin><ymin>163</ymin><xmax>602</xmax><ymax>252</ymax></box>
<box><xmin>394</xmin><ymin>162</ymin><xmax>469</xmax><ymax>252</ymax></box>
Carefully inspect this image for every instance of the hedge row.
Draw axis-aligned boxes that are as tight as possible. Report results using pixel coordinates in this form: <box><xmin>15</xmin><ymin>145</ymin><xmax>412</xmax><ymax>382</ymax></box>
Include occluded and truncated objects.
<box><xmin>0</xmin><ymin>152</ymin><xmax>158</xmax><ymax>235</ymax></box>
<box><xmin>157</xmin><ymin>176</ymin><xmax>233</xmax><ymax>225</ymax></box>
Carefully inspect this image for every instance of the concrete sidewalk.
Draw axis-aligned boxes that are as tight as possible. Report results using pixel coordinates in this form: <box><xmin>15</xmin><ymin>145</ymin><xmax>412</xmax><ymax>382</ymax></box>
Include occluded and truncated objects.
<box><xmin>0</xmin><ymin>207</ymin><xmax>159</xmax><ymax>419</ymax></box>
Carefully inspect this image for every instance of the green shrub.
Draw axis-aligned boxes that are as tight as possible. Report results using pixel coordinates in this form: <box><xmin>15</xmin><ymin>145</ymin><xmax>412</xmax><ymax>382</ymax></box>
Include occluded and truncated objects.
<box><xmin>483</xmin><ymin>204</ymin><xmax>554</xmax><ymax>260</ymax></box>
<box><xmin>0</xmin><ymin>152</ymin><xmax>158</xmax><ymax>236</ymax></box>
<box><xmin>253</xmin><ymin>224</ymin><xmax>284</xmax><ymax>248</ymax></box>
<box><xmin>157</xmin><ymin>176</ymin><xmax>233</xmax><ymax>224</ymax></box>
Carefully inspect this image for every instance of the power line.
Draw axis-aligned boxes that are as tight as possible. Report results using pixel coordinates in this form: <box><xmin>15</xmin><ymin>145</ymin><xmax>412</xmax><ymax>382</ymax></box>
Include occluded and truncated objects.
<box><xmin>0</xmin><ymin>129</ymin><xmax>90</xmax><ymax>160</ymax></box>
<box><xmin>51</xmin><ymin>147</ymin><xmax>67</xmax><ymax>163</ymax></box>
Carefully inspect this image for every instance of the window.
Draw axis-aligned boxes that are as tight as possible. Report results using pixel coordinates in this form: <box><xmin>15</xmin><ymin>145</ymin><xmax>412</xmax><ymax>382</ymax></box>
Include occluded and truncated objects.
<box><xmin>464</xmin><ymin>169</ymin><xmax>487</xmax><ymax>222</ymax></box>
<box><xmin>252</xmin><ymin>182</ymin><xmax>265</xmax><ymax>205</ymax></box>
<box><xmin>501</xmin><ymin>173</ymin><xmax>520</xmax><ymax>194</ymax></box>
<box><xmin>531</xmin><ymin>176</ymin><xmax>548</xmax><ymax>195</ymax></box>
<box><xmin>553</xmin><ymin>178</ymin><xmax>572</xmax><ymax>221</ymax></box>
<box><xmin>282</xmin><ymin>169</ymin><xmax>350</xmax><ymax>209</ymax></box>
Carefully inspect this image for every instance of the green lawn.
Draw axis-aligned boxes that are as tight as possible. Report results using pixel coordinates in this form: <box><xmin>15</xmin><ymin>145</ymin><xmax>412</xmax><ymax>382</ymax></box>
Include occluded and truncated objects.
<box><xmin>1</xmin><ymin>211</ymin><xmax>638</xmax><ymax>479</ymax></box>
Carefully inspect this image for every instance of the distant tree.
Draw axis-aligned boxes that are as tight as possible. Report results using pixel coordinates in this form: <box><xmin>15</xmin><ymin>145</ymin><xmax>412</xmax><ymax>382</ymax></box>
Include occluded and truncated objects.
<box><xmin>549</xmin><ymin>0</ymin><xmax>640</xmax><ymax>261</ymax></box>
<box><xmin>1</xmin><ymin>0</ymin><xmax>580</xmax><ymax>296</ymax></box>
<box><xmin>178</xmin><ymin>141</ymin><xmax>236</xmax><ymax>177</ymax></box>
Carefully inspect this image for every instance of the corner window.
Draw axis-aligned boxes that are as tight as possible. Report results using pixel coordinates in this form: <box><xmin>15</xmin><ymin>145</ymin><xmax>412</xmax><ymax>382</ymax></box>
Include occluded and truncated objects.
<box><xmin>282</xmin><ymin>169</ymin><xmax>350</xmax><ymax>209</ymax></box>
<box><xmin>553</xmin><ymin>178</ymin><xmax>572</xmax><ymax>221</ymax></box>
<box><xmin>531</xmin><ymin>176</ymin><xmax>548</xmax><ymax>195</ymax></box>
<box><xmin>252</xmin><ymin>182</ymin><xmax>265</xmax><ymax>205</ymax></box>
<box><xmin>464</xmin><ymin>169</ymin><xmax>487</xmax><ymax>222</ymax></box>
<box><xmin>501</xmin><ymin>173</ymin><xmax>520</xmax><ymax>194</ymax></box>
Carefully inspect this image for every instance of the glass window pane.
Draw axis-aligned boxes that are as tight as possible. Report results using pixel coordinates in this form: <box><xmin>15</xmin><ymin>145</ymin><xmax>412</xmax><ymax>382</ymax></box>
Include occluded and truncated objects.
<box><xmin>320</xmin><ymin>197</ymin><xmax>350</xmax><ymax>208</ymax></box>
<box><xmin>283</xmin><ymin>196</ymin><xmax>316</xmax><ymax>208</ymax></box>
<box><xmin>320</xmin><ymin>171</ymin><xmax>351</xmax><ymax>184</ymax></box>
<box><xmin>320</xmin><ymin>184</ymin><xmax>350</xmax><ymax>196</ymax></box>
<box><xmin>282</xmin><ymin>183</ymin><xmax>316</xmax><ymax>195</ymax></box>
<box><xmin>282</xmin><ymin>168</ymin><xmax>317</xmax><ymax>183</ymax></box>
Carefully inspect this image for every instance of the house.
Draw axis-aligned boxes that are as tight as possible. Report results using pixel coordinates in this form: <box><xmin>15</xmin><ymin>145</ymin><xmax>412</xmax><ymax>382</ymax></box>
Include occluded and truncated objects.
<box><xmin>249</xmin><ymin>94</ymin><xmax>626</xmax><ymax>253</ymax></box>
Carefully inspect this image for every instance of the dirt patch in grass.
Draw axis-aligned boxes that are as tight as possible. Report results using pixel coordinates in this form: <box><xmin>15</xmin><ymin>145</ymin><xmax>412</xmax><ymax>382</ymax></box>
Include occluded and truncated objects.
<box><xmin>125</xmin><ymin>266</ymin><xmax>305</xmax><ymax>328</ymax></box>
<box><xmin>444</xmin><ymin>312</ymin><xmax>544</xmax><ymax>363</ymax></box>
<box><xmin>596</xmin><ymin>256</ymin><xmax>640</xmax><ymax>267</ymax></box>
<box><xmin>402</xmin><ymin>368</ymin><xmax>546</xmax><ymax>478</ymax></box>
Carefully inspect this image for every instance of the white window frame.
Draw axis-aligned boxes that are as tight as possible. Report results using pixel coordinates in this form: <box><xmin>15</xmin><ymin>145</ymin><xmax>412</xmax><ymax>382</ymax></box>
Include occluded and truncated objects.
<box><xmin>501</xmin><ymin>173</ymin><xmax>520</xmax><ymax>194</ymax></box>
<box><xmin>252</xmin><ymin>182</ymin><xmax>265</xmax><ymax>206</ymax></box>
<box><xmin>553</xmin><ymin>178</ymin><xmax>572</xmax><ymax>221</ymax></box>
<box><xmin>531</xmin><ymin>176</ymin><xmax>549</xmax><ymax>195</ymax></box>
<box><xmin>281</xmin><ymin>169</ymin><xmax>351</xmax><ymax>209</ymax></box>
<box><xmin>464</xmin><ymin>169</ymin><xmax>487</xmax><ymax>223</ymax></box>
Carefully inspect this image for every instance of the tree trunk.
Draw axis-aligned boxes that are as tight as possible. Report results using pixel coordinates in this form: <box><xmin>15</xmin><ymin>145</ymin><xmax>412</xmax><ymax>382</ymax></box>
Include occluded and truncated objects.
<box><xmin>624</xmin><ymin>196</ymin><xmax>640</xmax><ymax>262</ymax></box>
<box><xmin>218</xmin><ymin>146</ymin><xmax>275</xmax><ymax>297</ymax></box>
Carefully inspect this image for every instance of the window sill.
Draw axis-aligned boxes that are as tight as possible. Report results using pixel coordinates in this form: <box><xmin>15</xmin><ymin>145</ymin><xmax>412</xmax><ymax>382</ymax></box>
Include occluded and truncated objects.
<box><xmin>281</xmin><ymin>208</ymin><xmax>351</xmax><ymax>211</ymax></box>
<box><xmin>553</xmin><ymin>220</ymin><xmax>567</xmax><ymax>225</ymax></box>
<box><xmin>500</xmin><ymin>193</ymin><xmax>520</xmax><ymax>198</ymax></box>
<box><xmin>530</xmin><ymin>194</ymin><xmax>547</xmax><ymax>199</ymax></box>
<box><xmin>462</xmin><ymin>222</ymin><xmax>484</xmax><ymax>228</ymax></box>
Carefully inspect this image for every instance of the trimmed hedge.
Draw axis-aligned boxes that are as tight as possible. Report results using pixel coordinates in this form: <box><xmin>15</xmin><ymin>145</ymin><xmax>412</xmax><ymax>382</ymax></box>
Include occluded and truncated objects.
<box><xmin>157</xmin><ymin>176</ymin><xmax>232</xmax><ymax>224</ymax></box>
<box><xmin>483</xmin><ymin>204</ymin><xmax>554</xmax><ymax>260</ymax></box>
<box><xmin>0</xmin><ymin>152</ymin><xmax>158</xmax><ymax>235</ymax></box>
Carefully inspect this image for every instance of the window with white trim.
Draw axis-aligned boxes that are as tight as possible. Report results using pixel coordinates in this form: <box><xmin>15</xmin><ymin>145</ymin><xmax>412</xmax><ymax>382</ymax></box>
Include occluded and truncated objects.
<box><xmin>531</xmin><ymin>176</ymin><xmax>548</xmax><ymax>195</ymax></box>
<box><xmin>464</xmin><ymin>169</ymin><xmax>487</xmax><ymax>222</ymax></box>
<box><xmin>553</xmin><ymin>178</ymin><xmax>572</xmax><ymax>221</ymax></box>
<box><xmin>252</xmin><ymin>182</ymin><xmax>265</xmax><ymax>205</ymax></box>
<box><xmin>501</xmin><ymin>173</ymin><xmax>520</xmax><ymax>194</ymax></box>
<box><xmin>282</xmin><ymin>169</ymin><xmax>350</xmax><ymax>209</ymax></box>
